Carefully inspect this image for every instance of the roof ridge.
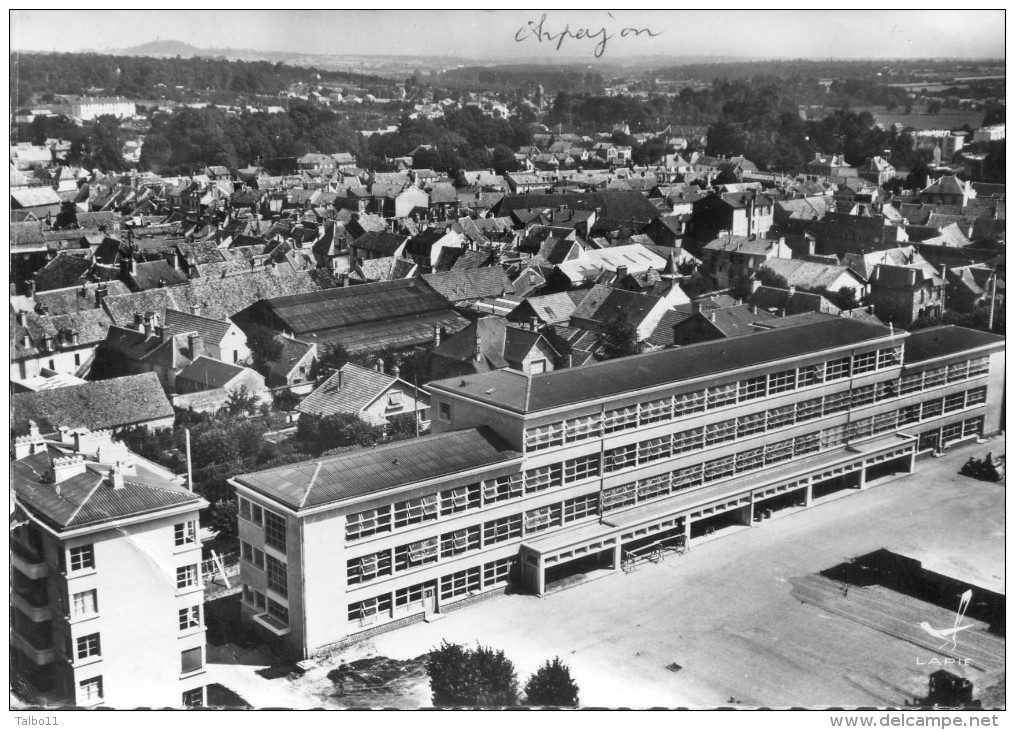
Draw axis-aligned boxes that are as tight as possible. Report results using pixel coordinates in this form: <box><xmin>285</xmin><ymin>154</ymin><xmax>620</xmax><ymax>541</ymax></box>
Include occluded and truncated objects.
<box><xmin>299</xmin><ymin>462</ymin><xmax>324</xmax><ymax>509</ymax></box>
<box><xmin>65</xmin><ymin>473</ymin><xmax>106</xmax><ymax>525</ymax></box>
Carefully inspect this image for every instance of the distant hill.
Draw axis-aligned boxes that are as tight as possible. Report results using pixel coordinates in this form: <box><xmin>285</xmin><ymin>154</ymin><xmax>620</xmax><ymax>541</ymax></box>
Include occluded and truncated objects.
<box><xmin>120</xmin><ymin>40</ymin><xmax>205</xmax><ymax>58</ymax></box>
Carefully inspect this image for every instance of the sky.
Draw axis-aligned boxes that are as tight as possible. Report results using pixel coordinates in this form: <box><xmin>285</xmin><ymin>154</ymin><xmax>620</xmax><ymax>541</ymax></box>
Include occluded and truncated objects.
<box><xmin>10</xmin><ymin>10</ymin><xmax>1007</xmax><ymax>61</ymax></box>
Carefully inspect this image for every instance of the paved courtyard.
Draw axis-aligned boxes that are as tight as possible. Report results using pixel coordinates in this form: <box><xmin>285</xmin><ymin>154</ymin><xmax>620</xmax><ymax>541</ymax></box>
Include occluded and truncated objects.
<box><xmin>213</xmin><ymin>436</ymin><xmax>1005</xmax><ymax>708</ymax></box>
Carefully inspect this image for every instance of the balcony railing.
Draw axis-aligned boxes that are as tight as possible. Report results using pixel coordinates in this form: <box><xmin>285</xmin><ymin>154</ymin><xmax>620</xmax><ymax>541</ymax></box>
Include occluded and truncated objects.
<box><xmin>10</xmin><ymin>544</ymin><xmax>48</xmax><ymax>580</ymax></box>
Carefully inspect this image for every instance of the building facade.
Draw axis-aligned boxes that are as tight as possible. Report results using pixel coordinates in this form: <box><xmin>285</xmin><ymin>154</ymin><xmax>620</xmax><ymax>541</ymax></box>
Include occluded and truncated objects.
<box><xmin>230</xmin><ymin>318</ymin><xmax>1004</xmax><ymax>659</ymax></box>
<box><xmin>70</xmin><ymin>98</ymin><xmax>137</xmax><ymax>121</ymax></box>
<box><xmin>11</xmin><ymin>428</ymin><xmax>208</xmax><ymax>707</ymax></box>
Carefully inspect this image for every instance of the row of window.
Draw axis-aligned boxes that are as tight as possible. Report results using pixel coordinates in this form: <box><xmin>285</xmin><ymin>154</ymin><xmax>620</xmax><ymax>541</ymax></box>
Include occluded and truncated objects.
<box><xmin>58</xmin><ymin>520</ymin><xmax>197</xmax><ymax>577</ymax></box>
<box><xmin>524</xmin><ymin>354</ymin><xmax>987</xmax><ymax>452</ymax></box>
<box><xmin>238</xmin><ymin>498</ymin><xmax>288</xmax><ymax>553</ymax></box>
<box><xmin>347</xmin><ymin>557</ymin><xmax>517</xmax><ymax>623</ymax></box>
<box><xmin>344</xmin><ymin>387</ymin><xmax>987</xmax><ymax>585</ymax></box>
<box><xmin>345</xmin><ymin>383</ymin><xmax>988</xmax><ymax>546</ymax></box>
<box><xmin>241</xmin><ymin>585</ymin><xmax>291</xmax><ymax>627</ymax></box>
<box><xmin>67</xmin><ymin>631</ymin><xmax>202</xmax><ymax>672</ymax></box>
<box><xmin>346</xmin><ymin>492</ymin><xmax>599</xmax><ymax>586</ymax></box>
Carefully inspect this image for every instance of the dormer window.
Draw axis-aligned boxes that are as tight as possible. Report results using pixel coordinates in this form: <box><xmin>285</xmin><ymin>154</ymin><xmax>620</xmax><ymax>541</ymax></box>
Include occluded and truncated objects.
<box><xmin>386</xmin><ymin>391</ymin><xmax>403</xmax><ymax>409</ymax></box>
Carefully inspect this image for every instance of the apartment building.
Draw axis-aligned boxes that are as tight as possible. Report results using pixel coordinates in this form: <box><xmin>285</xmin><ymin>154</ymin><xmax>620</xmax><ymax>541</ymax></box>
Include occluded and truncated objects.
<box><xmin>70</xmin><ymin>97</ymin><xmax>136</xmax><ymax>121</ymax></box>
<box><xmin>10</xmin><ymin>427</ymin><xmax>208</xmax><ymax>708</ymax></box>
<box><xmin>230</xmin><ymin>317</ymin><xmax>1004</xmax><ymax>658</ymax></box>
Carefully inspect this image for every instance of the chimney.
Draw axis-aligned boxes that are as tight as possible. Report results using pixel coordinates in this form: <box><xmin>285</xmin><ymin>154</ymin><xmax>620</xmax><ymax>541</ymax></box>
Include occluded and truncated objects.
<box><xmin>95</xmin><ymin>284</ymin><xmax>108</xmax><ymax>307</ymax></box>
<box><xmin>529</xmin><ymin>316</ymin><xmax>539</xmax><ymax>331</ymax></box>
<box><xmin>392</xmin><ymin>365</ymin><xmax>400</xmax><ymax>380</ymax></box>
<box><xmin>16</xmin><ymin>310</ymin><xmax>27</xmax><ymax>327</ymax></box>
<box><xmin>807</xmin><ymin>236</ymin><xmax>816</xmax><ymax>257</ymax></box>
<box><xmin>376</xmin><ymin>358</ymin><xmax>384</xmax><ymax>373</ymax></box>
<box><xmin>69</xmin><ymin>329</ymin><xmax>79</xmax><ymax>346</ymax></box>
<box><xmin>190</xmin><ymin>302</ymin><xmax>202</xmax><ymax>316</ymax></box>
<box><xmin>188</xmin><ymin>333</ymin><xmax>205</xmax><ymax>358</ymax></box>
<box><xmin>109</xmin><ymin>461</ymin><xmax>125</xmax><ymax>490</ymax></box>
<box><xmin>474</xmin><ymin>334</ymin><xmax>483</xmax><ymax>362</ymax></box>
<box><xmin>709</xmin><ymin>311</ymin><xmax>716</xmax><ymax>322</ymax></box>
<box><xmin>616</xmin><ymin>264</ymin><xmax>628</xmax><ymax>279</ymax></box>
<box><xmin>143</xmin><ymin>312</ymin><xmax>153</xmax><ymax>337</ymax></box>
<box><xmin>909</xmin><ymin>269</ymin><xmax>917</xmax><ymax>287</ymax></box>
<box><xmin>130</xmin><ymin>255</ymin><xmax>137</xmax><ymax>274</ymax></box>
<box><xmin>133</xmin><ymin>312</ymin><xmax>144</xmax><ymax>330</ymax></box>
<box><xmin>691</xmin><ymin>300</ymin><xmax>702</xmax><ymax>314</ymax></box>
<box><xmin>49</xmin><ymin>454</ymin><xmax>88</xmax><ymax>483</ymax></box>
<box><xmin>27</xmin><ymin>279</ymin><xmax>36</xmax><ymax>298</ymax></box>
<box><xmin>433</xmin><ymin>325</ymin><xmax>441</xmax><ymax>347</ymax></box>
<box><xmin>788</xmin><ymin>286</ymin><xmax>796</xmax><ymax>297</ymax></box>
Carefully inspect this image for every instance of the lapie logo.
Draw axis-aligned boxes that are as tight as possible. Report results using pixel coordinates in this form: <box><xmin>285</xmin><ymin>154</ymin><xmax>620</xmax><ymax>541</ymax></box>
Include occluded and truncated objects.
<box><xmin>918</xmin><ymin>589</ymin><xmax>973</xmax><ymax>651</ymax></box>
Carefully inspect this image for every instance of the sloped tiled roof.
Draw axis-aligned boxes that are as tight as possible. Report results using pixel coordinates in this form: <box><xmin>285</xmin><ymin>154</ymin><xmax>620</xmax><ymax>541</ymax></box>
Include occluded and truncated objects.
<box><xmin>266</xmin><ymin>336</ymin><xmax>316</xmax><ymax>383</ymax></box>
<box><xmin>422</xmin><ymin>268</ymin><xmax>513</xmax><ymax>303</ymax></box>
<box><xmin>761</xmin><ymin>258</ymin><xmax>861</xmax><ymax>291</ymax></box>
<box><xmin>234</xmin><ymin>426</ymin><xmax>521</xmax><ymax>510</ymax></box>
<box><xmin>162</xmin><ymin>308</ymin><xmax>233</xmax><ymax>345</ymax></box>
<box><xmin>12</xmin><ymin>372</ymin><xmax>173</xmax><ymax>435</ymax></box>
<box><xmin>298</xmin><ymin>363</ymin><xmax>397</xmax><ymax>416</ymax></box>
<box><xmin>351</xmin><ymin>230</ymin><xmax>407</xmax><ymax>255</ymax></box>
<box><xmin>520</xmin><ymin>292</ymin><xmax>579</xmax><ymax>325</ymax></box>
<box><xmin>570</xmin><ymin>284</ymin><xmax>666</xmax><ymax>330</ymax></box>
<box><xmin>175</xmin><ymin>355</ymin><xmax>249</xmax><ymax>389</ymax></box>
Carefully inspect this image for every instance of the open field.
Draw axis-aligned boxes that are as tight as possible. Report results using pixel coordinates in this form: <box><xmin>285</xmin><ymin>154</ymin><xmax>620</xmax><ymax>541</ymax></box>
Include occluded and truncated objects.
<box><xmin>209</xmin><ymin>436</ymin><xmax>1004</xmax><ymax>708</ymax></box>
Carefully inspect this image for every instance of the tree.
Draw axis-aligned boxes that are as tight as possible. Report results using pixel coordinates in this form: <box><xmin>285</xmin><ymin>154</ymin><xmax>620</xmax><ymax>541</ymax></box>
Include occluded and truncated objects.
<box><xmin>225</xmin><ymin>385</ymin><xmax>260</xmax><ymax>416</ymax></box>
<box><xmin>294</xmin><ymin>411</ymin><xmax>382</xmax><ymax>455</ymax></box>
<box><xmin>926</xmin><ymin>100</ymin><xmax>942</xmax><ymax>115</ymax></box>
<box><xmin>598</xmin><ymin>313</ymin><xmax>641</xmax><ymax>359</ymax></box>
<box><xmin>755</xmin><ymin>267</ymin><xmax>790</xmax><ymax>290</ymax></box>
<box><xmin>208</xmin><ymin>498</ymin><xmax>239</xmax><ymax>540</ymax></box>
<box><xmin>524</xmin><ymin>657</ymin><xmax>580</xmax><ymax>707</ymax></box>
<box><xmin>426</xmin><ymin>641</ymin><xmax>519</xmax><ymax>707</ymax></box>
<box><xmin>385</xmin><ymin>412</ymin><xmax>422</xmax><ymax>441</ymax></box>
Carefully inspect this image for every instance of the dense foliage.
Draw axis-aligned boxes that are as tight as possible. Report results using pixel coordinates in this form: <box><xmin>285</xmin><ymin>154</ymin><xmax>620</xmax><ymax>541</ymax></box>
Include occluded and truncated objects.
<box><xmin>426</xmin><ymin>641</ymin><xmax>519</xmax><ymax>707</ymax></box>
<box><xmin>523</xmin><ymin>657</ymin><xmax>580</xmax><ymax>707</ymax></box>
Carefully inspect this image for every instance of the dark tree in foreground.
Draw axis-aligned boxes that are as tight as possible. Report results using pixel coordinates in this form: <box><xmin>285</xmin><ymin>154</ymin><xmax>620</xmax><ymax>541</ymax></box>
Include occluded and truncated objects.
<box><xmin>426</xmin><ymin>641</ymin><xmax>519</xmax><ymax>707</ymax></box>
<box><xmin>524</xmin><ymin>657</ymin><xmax>580</xmax><ymax>707</ymax></box>
<box><xmin>598</xmin><ymin>313</ymin><xmax>642</xmax><ymax>359</ymax></box>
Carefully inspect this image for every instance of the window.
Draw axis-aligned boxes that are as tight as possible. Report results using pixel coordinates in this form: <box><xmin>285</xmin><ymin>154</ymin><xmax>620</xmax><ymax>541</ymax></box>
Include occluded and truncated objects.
<box><xmin>638</xmin><ymin>436</ymin><xmax>671</xmax><ymax>464</ymax></box>
<box><xmin>944</xmin><ymin>392</ymin><xmax>966</xmax><ymax>413</ymax></box>
<box><xmin>525</xmin><ymin>421</ymin><xmax>564</xmax><ymax>451</ymax></box>
<box><xmin>706</xmin><ymin>383</ymin><xmax>737</xmax><ymax>409</ymax></box>
<box><xmin>483</xmin><ymin>558</ymin><xmax>514</xmax><ymax>588</ymax></box>
<box><xmin>402</xmin><ymin>537</ymin><xmax>441</xmax><ymax>570</ymax></box>
<box><xmin>820</xmin><ymin>425</ymin><xmax>847</xmax><ymax>449</ymax></box>
<box><xmin>346</xmin><ymin>506</ymin><xmax>392</xmax><ymax>541</ymax></box>
<box><xmin>851</xmin><ymin>384</ymin><xmax>876</xmax><ymax>408</ymax></box>
<box><xmin>852</xmin><ymin>351</ymin><xmax>877</xmax><ymax>375</ymax></box>
<box><xmin>76</xmin><ymin>633</ymin><xmax>101</xmax><ymax>660</ymax></box>
<box><xmin>899</xmin><ymin>404</ymin><xmax>922</xmax><ymax>425</ymax></box>
<box><xmin>529</xmin><ymin>359</ymin><xmax>547</xmax><ymax>375</ymax></box>
<box><xmin>263</xmin><ymin>511</ymin><xmax>287</xmax><ymax>553</ymax></box>
<box><xmin>483</xmin><ymin>473</ymin><xmax>523</xmax><ymax>504</ymax></box>
<box><xmin>604</xmin><ymin>443</ymin><xmax>637</xmax><ymax>473</ymax></box>
<box><xmin>347</xmin><ymin>550</ymin><xmax>393</xmax><ymax>584</ymax></box>
<box><xmin>524</xmin><ymin>464</ymin><xmax>562</xmax><ymax>494</ymax></box>
<box><xmin>179</xmin><ymin>605</ymin><xmax>201</xmax><ymax>631</ymax></box>
<box><xmin>674</xmin><ymin>390</ymin><xmax>706</xmax><ymax>415</ymax></box>
<box><xmin>873</xmin><ymin>412</ymin><xmax>899</xmax><ymax>433</ymax></box>
<box><xmin>737</xmin><ymin>412</ymin><xmax>766</xmax><ymax>438</ymax></box>
<box><xmin>878</xmin><ymin>346</ymin><xmax>903</xmax><ymax>369</ymax></box>
<box><xmin>440</xmin><ymin>567</ymin><xmax>481</xmax><ymax>601</ymax></box>
<box><xmin>267</xmin><ymin>599</ymin><xmax>288</xmax><ymax>625</ymax></box>
<box><xmin>826</xmin><ymin>357</ymin><xmax>851</xmax><ymax>381</ymax></box>
<box><xmin>966</xmin><ymin>386</ymin><xmax>987</xmax><ymax>406</ymax></box>
<box><xmin>265</xmin><ymin>556</ymin><xmax>288</xmax><ymax>597</ymax></box>
<box><xmin>703</xmin><ymin>456</ymin><xmax>735</xmax><ymax>482</ymax></box>
<box><xmin>947</xmin><ymin>362</ymin><xmax>969</xmax><ymax>382</ymax></box>
<box><xmin>604</xmin><ymin>405</ymin><xmax>638</xmax><ymax>434</ymax></box>
<box><xmin>823</xmin><ymin>390</ymin><xmax>850</xmax><ymax>415</ymax></box>
<box><xmin>672</xmin><ymin>427</ymin><xmax>704</xmax><ymax>454</ymax></box>
<box><xmin>386</xmin><ymin>391</ymin><xmax>403</xmax><ymax>409</ymax></box>
<box><xmin>440</xmin><ymin>526</ymin><xmax>481</xmax><ymax>559</ymax></box>
<box><xmin>524</xmin><ymin>505</ymin><xmax>560</xmax><ymax>534</ymax></box>
<box><xmin>174</xmin><ymin>521</ymin><xmax>197</xmax><ymax>547</ymax></box>
<box><xmin>846</xmin><ymin>417</ymin><xmax>873</xmax><ymax>442</ymax></box>
<box><xmin>767</xmin><ymin>368</ymin><xmax>797</xmax><ymax>394</ymax></box>
<box><xmin>564</xmin><ymin>414</ymin><xmax>601</xmax><ymax>443</ymax></box>
<box><xmin>765</xmin><ymin>439</ymin><xmax>794</xmax><ymax>465</ymax></box>
<box><xmin>923</xmin><ymin>367</ymin><xmax>946</xmax><ymax>389</ymax></box>
<box><xmin>238</xmin><ymin>498</ymin><xmax>251</xmax><ymax>521</ymax></box>
<box><xmin>941</xmin><ymin>422</ymin><xmax>963</xmax><ymax>445</ymax></box>
<box><xmin>240</xmin><ymin>541</ymin><xmax>265</xmax><ymax>570</ymax></box>
<box><xmin>182</xmin><ymin>688</ymin><xmax>204</xmax><ymax>708</ymax></box>
<box><xmin>348</xmin><ymin>594</ymin><xmax>391</xmax><ymax>623</ymax></box>
<box><xmin>181</xmin><ymin>647</ymin><xmax>203</xmax><ymax>674</ymax></box>
<box><xmin>564</xmin><ymin>454</ymin><xmax>600</xmax><ymax>482</ymax></box>
<box><xmin>922</xmin><ymin>398</ymin><xmax>944</xmax><ymax>420</ymax></box>
<box><xmin>900</xmin><ymin>373</ymin><xmax>924</xmax><ymax>394</ymax></box>
<box><xmin>637</xmin><ymin>474</ymin><xmax>671</xmax><ymax>501</ymax></box>
<box><xmin>705</xmin><ymin>419</ymin><xmax>736</xmax><ymax>446</ymax></box>
<box><xmin>176</xmin><ymin>564</ymin><xmax>199</xmax><ymax>590</ymax></box>
<box><xmin>672</xmin><ymin>464</ymin><xmax>704</xmax><ymax>490</ymax></box>
<box><xmin>767</xmin><ymin>405</ymin><xmax>795</xmax><ymax>430</ymax></box>
<box><xmin>794</xmin><ymin>432</ymin><xmax>820</xmax><ymax>456</ymax></box>
<box><xmin>563</xmin><ymin>493</ymin><xmax>599</xmax><ymax>522</ymax></box>
<box><xmin>440</xmin><ymin>483</ymin><xmax>481</xmax><ymax>515</ymax></box>
<box><xmin>968</xmin><ymin>357</ymin><xmax>990</xmax><ymax>376</ymax></box>
<box><xmin>79</xmin><ymin>677</ymin><xmax>103</xmax><ymax>702</ymax></box>
<box><xmin>640</xmin><ymin>398</ymin><xmax>673</xmax><ymax>424</ymax></box>
<box><xmin>875</xmin><ymin>380</ymin><xmax>898</xmax><ymax>401</ymax></box>
<box><xmin>395</xmin><ymin>582</ymin><xmax>434</xmax><ymax>608</ymax></box>
<box><xmin>482</xmin><ymin>514</ymin><xmax>522</xmax><ymax>545</ymax></box>
<box><xmin>252</xmin><ymin>590</ymin><xmax>266</xmax><ymax>610</ymax></box>
<box><xmin>72</xmin><ymin>589</ymin><xmax>98</xmax><ymax>618</ymax></box>
<box><xmin>738</xmin><ymin>375</ymin><xmax>767</xmax><ymax>402</ymax></box>
<box><xmin>799</xmin><ymin>362</ymin><xmax>825</xmax><ymax>387</ymax></box>
<box><xmin>601</xmin><ymin>483</ymin><xmax>638</xmax><ymax>512</ymax></box>
<box><xmin>393</xmin><ymin>494</ymin><xmax>438</xmax><ymax>528</ymax></box>
<box><xmin>962</xmin><ymin>416</ymin><xmax>984</xmax><ymax>437</ymax></box>
<box><xmin>735</xmin><ymin>448</ymin><xmax>764</xmax><ymax>474</ymax></box>
<box><xmin>438</xmin><ymin>401</ymin><xmax>451</xmax><ymax>422</ymax></box>
<box><xmin>69</xmin><ymin>545</ymin><xmax>94</xmax><ymax>572</ymax></box>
